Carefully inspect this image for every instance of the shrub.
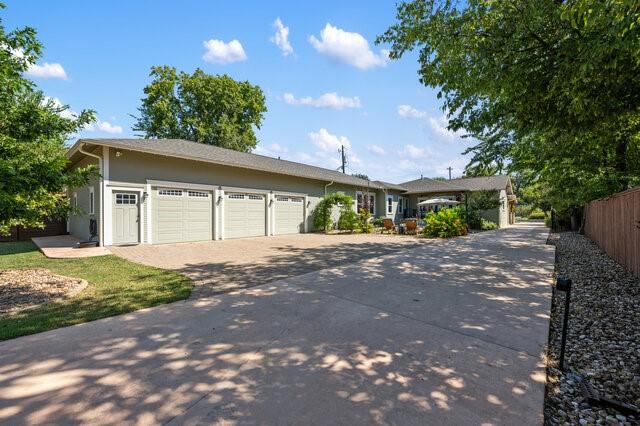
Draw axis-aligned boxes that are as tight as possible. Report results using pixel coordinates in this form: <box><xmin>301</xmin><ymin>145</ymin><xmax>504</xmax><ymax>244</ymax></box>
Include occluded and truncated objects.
<box><xmin>313</xmin><ymin>193</ymin><xmax>354</xmax><ymax>232</ymax></box>
<box><xmin>528</xmin><ymin>208</ymin><xmax>546</xmax><ymax>220</ymax></box>
<box><xmin>337</xmin><ymin>208</ymin><xmax>358</xmax><ymax>232</ymax></box>
<box><xmin>357</xmin><ymin>208</ymin><xmax>373</xmax><ymax>233</ymax></box>
<box><xmin>423</xmin><ymin>208</ymin><xmax>468</xmax><ymax>238</ymax></box>
<box><xmin>372</xmin><ymin>216</ymin><xmax>386</xmax><ymax>227</ymax></box>
<box><xmin>480</xmin><ymin>218</ymin><xmax>498</xmax><ymax>230</ymax></box>
<box><xmin>544</xmin><ymin>214</ymin><xmax>552</xmax><ymax>228</ymax></box>
<box><xmin>515</xmin><ymin>204</ymin><xmax>534</xmax><ymax>218</ymax></box>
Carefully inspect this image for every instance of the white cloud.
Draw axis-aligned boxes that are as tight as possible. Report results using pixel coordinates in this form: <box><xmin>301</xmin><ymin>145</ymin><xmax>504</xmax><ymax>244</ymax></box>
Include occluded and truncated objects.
<box><xmin>308</xmin><ymin>128</ymin><xmax>350</xmax><ymax>152</ymax></box>
<box><xmin>367</xmin><ymin>144</ymin><xmax>386</xmax><ymax>155</ymax></box>
<box><xmin>25</xmin><ymin>62</ymin><xmax>67</xmax><ymax>79</ymax></box>
<box><xmin>399</xmin><ymin>144</ymin><xmax>428</xmax><ymax>158</ymax></box>
<box><xmin>428</xmin><ymin>115</ymin><xmax>465</xmax><ymax>141</ymax></box>
<box><xmin>398</xmin><ymin>105</ymin><xmax>466</xmax><ymax>142</ymax></box>
<box><xmin>202</xmin><ymin>39</ymin><xmax>247</xmax><ymax>64</ymax></box>
<box><xmin>253</xmin><ymin>143</ymin><xmax>288</xmax><ymax>157</ymax></box>
<box><xmin>270</xmin><ymin>18</ymin><xmax>293</xmax><ymax>56</ymax></box>
<box><xmin>84</xmin><ymin>119</ymin><xmax>123</xmax><ymax>134</ymax></box>
<box><xmin>397</xmin><ymin>104</ymin><xmax>428</xmax><ymax>119</ymax></box>
<box><xmin>309</xmin><ymin>23</ymin><xmax>388</xmax><ymax>70</ymax></box>
<box><xmin>283</xmin><ymin>92</ymin><xmax>361</xmax><ymax>109</ymax></box>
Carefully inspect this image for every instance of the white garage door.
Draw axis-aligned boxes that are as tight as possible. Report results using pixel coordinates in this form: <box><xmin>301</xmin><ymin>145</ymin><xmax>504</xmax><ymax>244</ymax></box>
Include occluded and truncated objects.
<box><xmin>224</xmin><ymin>193</ymin><xmax>266</xmax><ymax>239</ymax></box>
<box><xmin>275</xmin><ymin>196</ymin><xmax>304</xmax><ymax>235</ymax></box>
<box><xmin>152</xmin><ymin>188</ymin><xmax>212</xmax><ymax>244</ymax></box>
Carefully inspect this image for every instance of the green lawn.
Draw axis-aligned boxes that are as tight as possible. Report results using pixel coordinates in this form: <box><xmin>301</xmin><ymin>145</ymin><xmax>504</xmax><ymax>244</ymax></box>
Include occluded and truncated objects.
<box><xmin>0</xmin><ymin>241</ymin><xmax>192</xmax><ymax>341</ymax></box>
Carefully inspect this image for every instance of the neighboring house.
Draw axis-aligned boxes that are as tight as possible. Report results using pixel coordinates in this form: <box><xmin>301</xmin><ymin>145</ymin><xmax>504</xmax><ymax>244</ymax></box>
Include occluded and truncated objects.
<box><xmin>66</xmin><ymin>138</ymin><xmax>515</xmax><ymax>246</ymax></box>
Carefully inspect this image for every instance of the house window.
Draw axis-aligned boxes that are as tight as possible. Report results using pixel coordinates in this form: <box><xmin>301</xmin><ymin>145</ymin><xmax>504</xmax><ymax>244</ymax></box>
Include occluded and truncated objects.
<box><xmin>291</xmin><ymin>197</ymin><xmax>303</xmax><ymax>203</ymax></box>
<box><xmin>248</xmin><ymin>194</ymin><xmax>264</xmax><ymax>200</ymax></box>
<box><xmin>387</xmin><ymin>196</ymin><xmax>393</xmax><ymax>214</ymax></box>
<box><xmin>158</xmin><ymin>189</ymin><xmax>183</xmax><ymax>197</ymax></box>
<box><xmin>228</xmin><ymin>194</ymin><xmax>245</xmax><ymax>199</ymax></box>
<box><xmin>356</xmin><ymin>192</ymin><xmax>375</xmax><ymax>215</ymax></box>
<box><xmin>115</xmin><ymin>193</ymin><xmax>137</xmax><ymax>205</ymax></box>
<box><xmin>89</xmin><ymin>187</ymin><xmax>95</xmax><ymax>215</ymax></box>
<box><xmin>187</xmin><ymin>191</ymin><xmax>208</xmax><ymax>198</ymax></box>
<box><xmin>276</xmin><ymin>196</ymin><xmax>289</xmax><ymax>202</ymax></box>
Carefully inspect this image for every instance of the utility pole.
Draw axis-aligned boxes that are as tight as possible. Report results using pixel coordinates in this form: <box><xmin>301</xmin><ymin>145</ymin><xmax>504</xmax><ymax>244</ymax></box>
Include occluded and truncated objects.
<box><xmin>341</xmin><ymin>145</ymin><xmax>346</xmax><ymax>173</ymax></box>
<box><xmin>447</xmin><ymin>166</ymin><xmax>453</xmax><ymax>180</ymax></box>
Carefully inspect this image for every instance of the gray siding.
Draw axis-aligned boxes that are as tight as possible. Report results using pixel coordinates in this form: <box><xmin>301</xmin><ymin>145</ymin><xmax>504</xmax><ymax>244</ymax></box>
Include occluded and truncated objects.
<box><xmin>107</xmin><ymin>149</ymin><xmax>361</xmax><ymax>233</ymax></box>
<box><xmin>68</xmin><ymin>156</ymin><xmax>100</xmax><ymax>241</ymax></box>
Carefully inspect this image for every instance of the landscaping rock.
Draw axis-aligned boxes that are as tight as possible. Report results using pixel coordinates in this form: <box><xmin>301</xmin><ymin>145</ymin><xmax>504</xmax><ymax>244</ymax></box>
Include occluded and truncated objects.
<box><xmin>0</xmin><ymin>268</ymin><xmax>87</xmax><ymax>315</ymax></box>
<box><xmin>544</xmin><ymin>232</ymin><xmax>640</xmax><ymax>425</ymax></box>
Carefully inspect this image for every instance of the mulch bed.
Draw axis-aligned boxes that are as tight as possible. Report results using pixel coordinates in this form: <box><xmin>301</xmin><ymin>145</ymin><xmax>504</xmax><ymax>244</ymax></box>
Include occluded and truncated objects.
<box><xmin>0</xmin><ymin>268</ymin><xmax>87</xmax><ymax>316</ymax></box>
<box><xmin>545</xmin><ymin>232</ymin><xmax>640</xmax><ymax>425</ymax></box>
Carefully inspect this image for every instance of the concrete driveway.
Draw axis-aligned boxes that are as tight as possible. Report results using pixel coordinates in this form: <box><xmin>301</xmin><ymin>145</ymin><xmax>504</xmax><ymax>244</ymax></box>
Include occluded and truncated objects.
<box><xmin>0</xmin><ymin>223</ymin><xmax>553</xmax><ymax>425</ymax></box>
<box><xmin>111</xmin><ymin>233</ymin><xmax>426</xmax><ymax>296</ymax></box>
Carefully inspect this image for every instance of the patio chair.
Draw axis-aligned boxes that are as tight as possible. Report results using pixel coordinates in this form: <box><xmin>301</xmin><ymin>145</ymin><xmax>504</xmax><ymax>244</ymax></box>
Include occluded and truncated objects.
<box><xmin>404</xmin><ymin>219</ymin><xmax>417</xmax><ymax>235</ymax></box>
<box><xmin>382</xmin><ymin>218</ymin><xmax>395</xmax><ymax>234</ymax></box>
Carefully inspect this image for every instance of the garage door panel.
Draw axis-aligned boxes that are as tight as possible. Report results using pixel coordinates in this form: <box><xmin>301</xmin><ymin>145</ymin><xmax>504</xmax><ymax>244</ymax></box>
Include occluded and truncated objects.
<box><xmin>224</xmin><ymin>193</ymin><xmax>266</xmax><ymax>239</ymax></box>
<box><xmin>152</xmin><ymin>188</ymin><xmax>212</xmax><ymax>244</ymax></box>
<box><xmin>275</xmin><ymin>196</ymin><xmax>304</xmax><ymax>235</ymax></box>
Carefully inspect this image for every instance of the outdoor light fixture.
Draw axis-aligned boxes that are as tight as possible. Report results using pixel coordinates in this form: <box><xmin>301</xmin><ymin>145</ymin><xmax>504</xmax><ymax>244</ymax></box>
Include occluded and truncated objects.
<box><xmin>142</xmin><ymin>192</ymin><xmax>148</xmax><ymax>202</ymax></box>
<box><xmin>115</xmin><ymin>150</ymin><xmax>122</xmax><ymax>157</ymax></box>
<box><xmin>556</xmin><ymin>277</ymin><xmax>572</xmax><ymax>371</ymax></box>
<box><xmin>217</xmin><ymin>195</ymin><xmax>223</xmax><ymax>205</ymax></box>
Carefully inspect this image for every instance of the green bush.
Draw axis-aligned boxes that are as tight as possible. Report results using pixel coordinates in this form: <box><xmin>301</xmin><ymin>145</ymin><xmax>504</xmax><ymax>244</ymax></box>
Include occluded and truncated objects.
<box><xmin>528</xmin><ymin>209</ymin><xmax>546</xmax><ymax>220</ymax></box>
<box><xmin>423</xmin><ymin>208</ymin><xmax>468</xmax><ymax>238</ymax></box>
<box><xmin>357</xmin><ymin>208</ymin><xmax>373</xmax><ymax>233</ymax></box>
<box><xmin>480</xmin><ymin>218</ymin><xmax>498</xmax><ymax>230</ymax></box>
<box><xmin>372</xmin><ymin>216</ymin><xmax>386</xmax><ymax>227</ymax></box>
<box><xmin>313</xmin><ymin>193</ymin><xmax>354</xmax><ymax>232</ymax></box>
<box><xmin>337</xmin><ymin>208</ymin><xmax>358</xmax><ymax>232</ymax></box>
<box><xmin>515</xmin><ymin>204</ymin><xmax>534</xmax><ymax>218</ymax></box>
<box><xmin>544</xmin><ymin>215</ymin><xmax>552</xmax><ymax>228</ymax></box>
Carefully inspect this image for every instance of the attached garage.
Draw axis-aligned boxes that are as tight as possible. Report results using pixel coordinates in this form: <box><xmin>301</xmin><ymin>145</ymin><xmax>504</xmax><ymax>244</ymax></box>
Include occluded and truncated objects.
<box><xmin>224</xmin><ymin>193</ymin><xmax>266</xmax><ymax>239</ymax></box>
<box><xmin>274</xmin><ymin>196</ymin><xmax>304</xmax><ymax>235</ymax></box>
<box><xmin>152</xmin><ymin>187</ymin><xmax>212</xmax><ymax>244</ymax></box>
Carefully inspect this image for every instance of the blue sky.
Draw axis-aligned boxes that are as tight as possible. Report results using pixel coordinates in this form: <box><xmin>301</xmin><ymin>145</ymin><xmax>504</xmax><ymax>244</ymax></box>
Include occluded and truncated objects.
<box><xmin>5</xmin><ymin>0</ymin><xmax>473</xmax><ymax>183</ymax></box>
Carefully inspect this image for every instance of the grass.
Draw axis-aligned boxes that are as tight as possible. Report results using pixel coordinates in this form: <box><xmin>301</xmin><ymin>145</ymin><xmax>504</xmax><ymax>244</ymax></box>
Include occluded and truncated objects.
<box><xmin>0</xmin><ymin>241</ymin><xmax>193</xmax><ymax>341</ymax></box>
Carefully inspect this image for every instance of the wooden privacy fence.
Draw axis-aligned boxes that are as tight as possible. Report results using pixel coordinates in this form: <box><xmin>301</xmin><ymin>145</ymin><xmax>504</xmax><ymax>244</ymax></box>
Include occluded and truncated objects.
<box><xmin>0</xmin><ymin>218</ymin><xmax>67</xmax><ymax>242</ymax></box>
<box><xmin>584</xmin><ymin>186</ymin><xmax>640</xmax><ymax>277</ymax></box>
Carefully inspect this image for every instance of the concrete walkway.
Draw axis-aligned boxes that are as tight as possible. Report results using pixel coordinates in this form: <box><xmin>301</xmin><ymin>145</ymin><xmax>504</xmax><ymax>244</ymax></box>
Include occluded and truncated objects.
<box><xmin>32</xmin><ymin>235</ymin><xmax>111</xmax><ymax>258</ymax></box>
<box><xmin>0</xmin><ymin>223</ymin><xmax>553</xmax><ymax>425</ymax></box>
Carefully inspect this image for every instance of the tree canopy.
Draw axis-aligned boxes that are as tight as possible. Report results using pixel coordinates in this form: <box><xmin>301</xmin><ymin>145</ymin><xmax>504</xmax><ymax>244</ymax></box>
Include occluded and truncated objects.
<box><xmin>134</xmin><ymin>66</ymin><xmax>267</xmax><ymax>153</ymax></box>
<box><xmin>378</xmin><ymin>0</ymin><xmax>640</xmax><ymax>212</ymax></box>
<box><xmin>0</xmin><ymin>3</ymin><xmax>95</xmax><ymax>235</ymax></box>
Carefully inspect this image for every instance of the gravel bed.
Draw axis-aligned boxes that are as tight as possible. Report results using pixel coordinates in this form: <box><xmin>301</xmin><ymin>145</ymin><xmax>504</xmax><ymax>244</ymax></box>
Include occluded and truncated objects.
<box><xmin>545</xmin><ymin>232</ymin><xmax>640</xmax><ymax>425</ymax></box>
<box><xmin>0</xmin><ymin>268</ymin><xmax>87</xmax><ymax>316</ymax></box>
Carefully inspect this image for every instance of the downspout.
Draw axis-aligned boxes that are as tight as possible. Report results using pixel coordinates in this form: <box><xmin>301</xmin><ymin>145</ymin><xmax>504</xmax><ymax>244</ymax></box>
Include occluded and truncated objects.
<box><xmin>324</xmin><ymin>181</ymin><xmax>334</xmax><ymax>197</ymax></box>
<box><xmin>78</xmin><ymin>143</ymin><xmax>103</xmax><ymax>246</ymax></box>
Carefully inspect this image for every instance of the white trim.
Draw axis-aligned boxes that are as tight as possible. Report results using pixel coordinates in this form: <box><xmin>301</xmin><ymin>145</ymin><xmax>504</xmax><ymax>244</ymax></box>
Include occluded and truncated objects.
<box><xmin>266</xmin><ymin>193</ymin><xmax>273</xmax><ymax>236</ymax></box>
<box><xmin>271</xmin><ymin>190</ymin><xmax>307</xmax><ymax>197</ymax></box>
<box><xmin>303</xmin><ymin>195</ymin><xmax>309</xmax><ymax>233</ymax></box>
<box><xmin>146</xmin><ymin>179</ymin><xmax>215</xmax><ymax>191</ymax></box>
<box><xmin>219</xmin><ymin>189</ymin><xmax>225</xmax><ymax>240</ymax></box>
<box><xmin>146</xmin><ymin>183</ymin><xmax>152</xmax><ymax>244</ymax></box>
<box><xmin>386</xmin><ymin>194</ymin><xmax>393</xmax><ymax>215</ymax></box>
<box><xmin>103</xmin><ymin>147</ymin><xmax>112</xmax><ymax>246</ymax></box>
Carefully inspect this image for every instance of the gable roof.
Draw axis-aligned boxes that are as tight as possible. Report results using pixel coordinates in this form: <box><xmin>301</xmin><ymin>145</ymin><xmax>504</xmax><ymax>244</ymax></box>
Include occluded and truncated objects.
<box><xmin>69</xmin><ymin>138</ymin><xmax>383</xmax><ymax>189</ymax></box>
<box><xmin>398</xmin><ymin>177</ymin><xmax>466</xmax><ymax>194</ymax></box>
<box><xmin>448</xmin><ymin>175</ymin><xmax>512</xmax><ymax>192</ymax></box>
<box><xmin>399</xmin><ymin>175</ymin><xmax>512</xmax><ymax>194</ymax></box>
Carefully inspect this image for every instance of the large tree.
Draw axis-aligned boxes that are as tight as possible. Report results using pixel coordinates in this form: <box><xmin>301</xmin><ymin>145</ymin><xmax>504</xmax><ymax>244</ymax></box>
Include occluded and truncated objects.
<box><xmin>378</xmin><ymin>0</ymin><xmax>640</xmax><ymax>211</ymax></box>
<box><xmin>0</xmin><ymin>3</ymin><xmax>95</xmax><ymax>235</ymax></box>
<box><xmin>134</xmin><ymin>66</ymin><xmax>267</xmax><ymax>152</ymax></box>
